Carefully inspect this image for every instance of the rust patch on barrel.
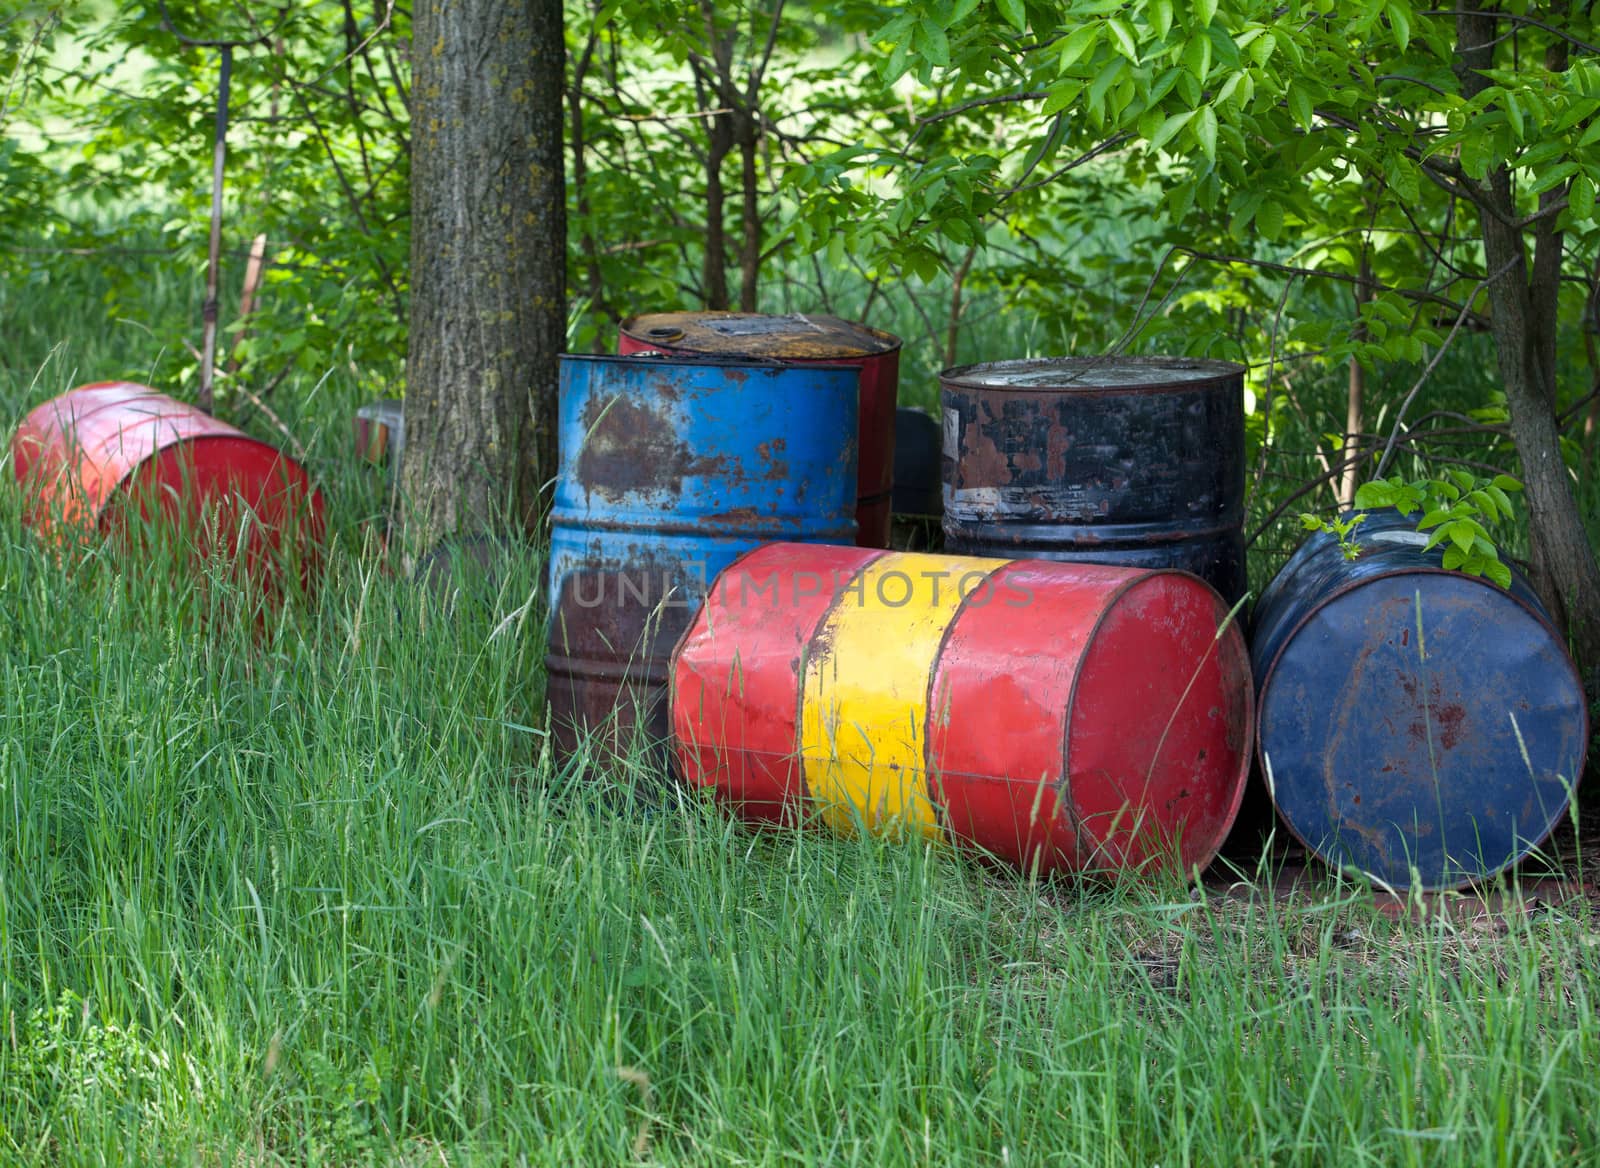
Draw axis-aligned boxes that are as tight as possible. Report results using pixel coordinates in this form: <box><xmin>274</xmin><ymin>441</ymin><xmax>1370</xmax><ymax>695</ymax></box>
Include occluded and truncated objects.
<box><xmin>575</xmin><ymin>395</ymin><xmax>728</xmax><ymax>500</ymax></box>
<box><xmin>957</xmin><ymin>405</ymin><xmax>1011</xmax><ymax>486</ymax></box>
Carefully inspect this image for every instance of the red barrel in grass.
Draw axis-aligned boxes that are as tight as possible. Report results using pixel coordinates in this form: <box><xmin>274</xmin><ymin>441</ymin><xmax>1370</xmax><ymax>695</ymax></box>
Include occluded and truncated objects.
<box><xmin>670</xmin><ymin>544</ymin><xmax>1254</xmax><ymax>878</ymax></box>
<box><xmin>10</xmin><ymin>382</ymin><xmax>325</xmax><ymax>597</ymax></box>
<box><xmin>619</xmin><ymin>312</ymin><xmax>901</xmax><ymax>548</ymax></box>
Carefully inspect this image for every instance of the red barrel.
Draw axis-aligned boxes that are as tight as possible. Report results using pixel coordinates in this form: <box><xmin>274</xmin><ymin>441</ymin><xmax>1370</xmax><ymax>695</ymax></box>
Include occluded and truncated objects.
<box><xmin>619</xmin><ymin>312</ymin><xmax>900</xmax><ymax>548</ymax></box>
<box><xmin>671</xmin><ymin>544</ymin><xmax>1253</xmax><ymax>877</ymax></box>
<box><xmin>11</xmin><ymin>382</ymin><xmax>325</xmax><ymax>597</ymax></box>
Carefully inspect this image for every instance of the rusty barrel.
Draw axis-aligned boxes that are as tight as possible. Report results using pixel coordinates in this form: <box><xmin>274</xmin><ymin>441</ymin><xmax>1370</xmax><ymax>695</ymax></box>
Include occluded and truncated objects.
<box><xmin>619</xmin><ymin>311</ymin><xmax>900</xmax><ymax>548</ymax></box>
<box><xmin>10</xmin><ymin>382</ymin><xmax>325</xmax><ymax>596</ymax></box>
<box><xmin>547</xmin><ymin>354</ymin><xmax>859</xmax><ymax>761</ymax></box>
<box><xmin>1251</xmin><ymin>509</ymin><xmax>1588</xmax><ymax>891</ymax></box>
<box><xmin>940</xmin><ymin>357</ymin><xmax>1247</xmax><ymax>604</ymax></box>
<box><xmin>354</xmin><ymin>398</ymin><xmax>405</xmax><ymax>469</ymax></box>
<box><xmin>671</xmin><ymin>544</ymin><xmax>1254</xmax><ymax>877</ymax></box>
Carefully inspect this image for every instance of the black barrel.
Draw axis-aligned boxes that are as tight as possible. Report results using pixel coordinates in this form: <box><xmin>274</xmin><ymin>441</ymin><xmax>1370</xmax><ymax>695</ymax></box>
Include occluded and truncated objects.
<box><xmin>939</xmin><ymin>356</ymin><xmax>1247</xmax><ymax>604</ymax></box>
<box><xmin>1251</xmin><ymin>508</ymin><xmax>1588</xmax><ymax>891</ymax></box>
<box><xmin>892</xmin><ymin>406</ymin><xmax>942</xmax><ymax>517</ymax></box>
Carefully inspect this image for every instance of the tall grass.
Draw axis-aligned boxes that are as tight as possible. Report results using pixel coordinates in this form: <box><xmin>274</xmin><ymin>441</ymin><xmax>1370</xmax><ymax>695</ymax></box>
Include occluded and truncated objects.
<box><xmin>2</xmin><ymin>227</ymin><xmax>1597</xmax><ymax>1166</ymax></box>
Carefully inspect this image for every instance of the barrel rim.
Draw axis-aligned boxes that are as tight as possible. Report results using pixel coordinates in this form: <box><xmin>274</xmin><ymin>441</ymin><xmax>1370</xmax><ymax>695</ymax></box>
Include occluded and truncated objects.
<box><xmin>562</xmin><ymin>351</ymin><xmax>867</xmax><ymax>376</ymax></box>
<box><xmin>1062</xmin><ymin>565</ymin><xmax>1254</xmax><ymax>877</ymax></box>
<box><xmin>106</xmin><ymin>434</ymin><xmax>325</xmax><ymax>531</ymax></box>
<box><xmin>620</xmin><ymin>311</ymin><xmax>904</xmax><ymax>359</ymax></box>
<box><xmin>939</xmin><ymin>355</ymin><xmax>1247</xmax><ymax>394</ymax></box>
<box><xmin>1253</xmin><ymin>564</ymin><xmax>1588</xmax><ymax>892</ymax></box>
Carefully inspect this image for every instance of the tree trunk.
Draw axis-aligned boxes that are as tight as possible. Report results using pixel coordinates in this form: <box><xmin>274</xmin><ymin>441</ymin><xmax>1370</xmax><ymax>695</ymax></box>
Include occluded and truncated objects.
<box><xmin>737</xmin><ymin>109</ymin><xmax>760</xmax><ymax>312</ymax></box>
<box><xmin>1458</xmin><ymin>6</ymin><xmax>1600</xmax><ymax>677</ymax></box>
<box><xmin>704</xmin><ymin>110</ymin><xmax>732</xmax><ymax>310</ymax></box>
<box><xmin>570</xmin><ymin>16</ymin><xmax>606</xmax><ymax>347</ymax></box>
<box><xmin>1339</xmin><ymin>249</ymin><xmax>1372</xmax><ymax>509</ymax></box>
<box><xmin>402</xmin><ymin>0</ymin><xmax>566</xmax><ymax>551</ymax></box>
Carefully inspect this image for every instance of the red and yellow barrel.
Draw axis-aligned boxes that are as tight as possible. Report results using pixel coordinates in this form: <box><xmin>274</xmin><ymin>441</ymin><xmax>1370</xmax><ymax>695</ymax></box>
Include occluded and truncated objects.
<box><xmin>670</xmin><ymin>544</ymin><xmax>1253</xmax><ymax>877</ymax></box>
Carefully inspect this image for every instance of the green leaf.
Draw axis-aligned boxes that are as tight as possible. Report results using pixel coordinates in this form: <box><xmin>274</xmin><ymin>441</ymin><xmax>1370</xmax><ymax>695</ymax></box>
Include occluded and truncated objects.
<box><xmin>1504</xmin><ymin>92</ymin><xmax>1525</xmax><ymax>140</ymax></box>
<box><xmin>1058</xmin><ymin>23</ymin><xmax>1101</xmax><ymax>72</ymax></box>
<box><xmin>1486</xmin><ymin>484</ymin><xmax>1516</xmax><ymax>515</ymax></box>
<box><xmin>1289</xmin><ymin>85</ymin><xmax>1314</xmax><ymax>131</ymax></box>
<box><xmin>1448</xmin><ymin>520</ymin><xmax>1476</xmax><ymax>554</ymax></box>
<box><xmin>1042</xmin><ymin>81</ymin><xmax>1084</xmax><ymax>117</ymax></box>
<box><xmin>1151</xmin><ymin>0</ymin><xmax>1174</xmax><ymax>40</ymax></box>
<box><xmin>1485</xmin><ymin>559</ymin><xmax>1512</xmax><ymax>589</ymax></box>
<box><xmin>1459</xmin><ymin>132</ymin><xmax>1493</xmax><ymax>179</ymax></box>
<box><xmin>1354</xmin><ymin>480</ymin><xmax>1396</xmax><ymax>509</ymax></box>
<box><xmin>884</xmin><ymin>38</ymin><xmax>911</xmax><ymax>81</ymax></box>
<box><xmin>1183</xmin><ymin>32</ymin><xmax>1212</xmax><ymax>81</ymax></box>
<box><xmin>1247</xmin><ymin>31</ymin><xmax>1276</xmax><ymax>67</ymax></box>
<box><xmin>1570</xmin><ymin>174</ymin><xmax>1596</xmax><ymax>220</ymax></box>
<box><xmin>1149</xmin><ymin>109</ymin><xmax>1196</xmax><ymax>152</ymax></box>
<box><xmin>919</xmin><ymin>20</ymin><xmax>951</xmax><ymax>68</ymax></box>
<box><xmin>1416</xmin><ymin>508</ymin><xmax>1452</xmax><ymax>530</ymax></box>
<box><xmin>1385</xmin><ymin>2</ymin><xmax>1411</xmax><ymax>50</ymax></box>
<box><xmin>1526</xmin><ymin>161</ymin><xmax>1580</xmax><ymax>196</ymax></box>
<box><xmin>1194</xmin><ymin>0</ymin><xmax>1217</xmax><ymax>28</ymax></box>
<box><xmin>1194</xmin><ymin>104</ymin><xmax>1218</xmax><ymax>160</ymax></box>
<box><xmin>1491</xmin><ymin>474</ymin><xmax>1523</xmax><ymax>492</ymax></box>
<box><xmin>1256</xmin><ymin>198</ymin><xmax>1284</xmax><ymax>239</ymax></box>
<box><xmin>1441</xmin><ymin>545</ymin><xmax>1466</xmax><ymax>571</ymax></box>
<box><xmin>1386</xmin><ymin>153</ymin><xmax>1420</xmax><ymax>203</ymax></box>
<box><xmin>1107</xmin><ymin>18</ymin><xmax>1137</xmax><ymax>61</ymax></box>
<box><xmin>1300</xmin><ymin>513</ymin><xmax>1323</xmax><ymax>531</ymax></box>
<box><xmin>1214</xmin><ymin>71</ymin><xmax>1245</xmax><ymax>109</ymax></box>
<box><xmin>996</xmin><ymin>0</ymin><xmax>1027</xmax><ymax>33</ymax></box>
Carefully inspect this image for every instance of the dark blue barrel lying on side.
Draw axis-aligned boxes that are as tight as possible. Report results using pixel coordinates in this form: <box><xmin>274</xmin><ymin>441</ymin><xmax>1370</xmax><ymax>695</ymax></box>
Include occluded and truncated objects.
<box><xmin>547</xmin><ymin>354</ymin><xmax>859</xmax><ymax>761</ymax></box>
<box><xmin>1251</xmin><ymin>508</ymin><xmax>1588</xmax><ymax>890</ymax></box>
<box><xmin>939</xmin><ymin>357</ymin><xmax>1248</xmax><ymax>605</ymax></box>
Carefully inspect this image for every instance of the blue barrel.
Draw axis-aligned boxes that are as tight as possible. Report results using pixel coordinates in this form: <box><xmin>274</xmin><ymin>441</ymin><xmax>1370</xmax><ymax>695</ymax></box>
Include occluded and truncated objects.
<box><xmin>547</xmin><ymin>353</ymin><xmax>859</xmax><ymax>760</ymax></box>
<box><xmin>1251</xmin><ymin>509</ymin><xmax>1588</xmax><ymax>890</ymax></box>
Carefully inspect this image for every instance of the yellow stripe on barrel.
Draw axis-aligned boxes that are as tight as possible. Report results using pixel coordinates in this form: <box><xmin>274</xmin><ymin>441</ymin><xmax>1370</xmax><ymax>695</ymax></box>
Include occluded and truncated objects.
<box><xmin>799</xmin><ymin>551</ymin><xmax>1008</xmax><ymax>841</ymax></box>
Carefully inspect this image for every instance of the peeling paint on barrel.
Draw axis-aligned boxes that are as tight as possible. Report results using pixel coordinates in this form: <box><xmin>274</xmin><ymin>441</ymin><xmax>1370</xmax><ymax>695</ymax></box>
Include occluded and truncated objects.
<box><xmin>940</xmin><ymin>357</ymin><xmax>1247</xmax><ymax>603</ymax></box>
<box><xmin>547</xmin><ymin>354</ymin><xmax>859</xmax><ymax>762</ymax></box>
<box><xmin>1251</xmin><ymin>509</ymin><xmax>1588</xmax><ymax>891</ymax></box>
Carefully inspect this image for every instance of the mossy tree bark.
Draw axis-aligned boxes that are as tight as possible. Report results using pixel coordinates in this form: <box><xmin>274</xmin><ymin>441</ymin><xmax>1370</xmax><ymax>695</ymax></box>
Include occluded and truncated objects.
<box><xmin>402</xmin><ymin>0</ymin><xmax>565</xmax><ymax>552</ymax></box>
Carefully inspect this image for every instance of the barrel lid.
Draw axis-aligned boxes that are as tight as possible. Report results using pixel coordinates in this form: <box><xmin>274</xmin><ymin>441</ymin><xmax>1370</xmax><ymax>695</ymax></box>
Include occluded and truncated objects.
<box><xmin>941</xmin><ymin>356</ymin><xmax>1245</xmax><ymax>392</ymax></box>
<box><xmin>621</xmin><ymin>312</ymin><xmax>901</xmax><ymax>359</ymax></box>
<box><xmin>561</xmin><ymin>351</ymin><xmax>862</xmax><ymax>376</ymax></box>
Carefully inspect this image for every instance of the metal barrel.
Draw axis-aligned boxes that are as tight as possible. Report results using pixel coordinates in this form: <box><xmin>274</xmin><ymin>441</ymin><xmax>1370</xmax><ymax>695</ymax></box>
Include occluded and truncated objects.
<box><xmin>354</xmin><ymin>398</ymin><xmax>406</xmax><ymax>470</ymax></box>
<box><xmin>1251</xmin><ymin>508</ymin><xmax>1589</xmax><ymax>891</ymax></box>
<box><xmin>619</xmin><ymin>311</ymin><xmax>901</xmax><ymax>548</ymax></box>
<box><xmin>10</xmin><ymin>382</ymin><xmax>326</xmax><ymax>597</ymax></box>
<box><xmin>671</xmin><ymin>544</ymin><xmax>1253</xmax><ymax>878</ymax></box>
<box><xmin>547</xmin><ymin>354</ymin><xmax>859</xmax><ymax>762</ymax></box>
<box><xmin>939</xmin><ymin>356</ymin><xmax>1248</xmax><ymax>604</ymax></box>
<box><xmin>893</xmin><ymin>406</ymin><xmax>942</xmax><ymax>517</ymax></box>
